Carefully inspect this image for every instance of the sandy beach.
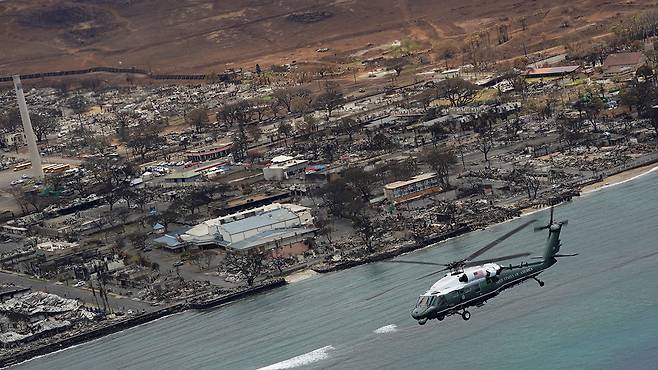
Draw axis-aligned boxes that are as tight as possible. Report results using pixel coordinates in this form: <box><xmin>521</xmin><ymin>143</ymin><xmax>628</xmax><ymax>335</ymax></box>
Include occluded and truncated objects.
<box><xmin>519</xmin><ymin>160</ymin><xmax>658</xmax><ymax>216</ymax></box>
<box><xmin>580</xmin><ymin>161</ymin><xmax>658</xmax><ymax>194</ymax></box>
<box><xmin>285</xmin><ymin>269</ymin><xmax>319</xmax><ymax>283</ymax></box>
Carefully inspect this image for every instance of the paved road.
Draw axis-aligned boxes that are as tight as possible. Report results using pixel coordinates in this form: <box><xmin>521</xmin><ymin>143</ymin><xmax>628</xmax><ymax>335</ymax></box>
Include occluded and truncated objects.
<box><xmin>0</xmin><ymin>270</ymin><xmax>156</xmax><ymax>313</ymax></box>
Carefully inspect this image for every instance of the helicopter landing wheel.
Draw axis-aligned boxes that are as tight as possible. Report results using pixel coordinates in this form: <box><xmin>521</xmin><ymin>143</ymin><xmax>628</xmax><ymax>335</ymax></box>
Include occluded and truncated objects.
<box><xmin>437</xmin><ymin>315</ymin><xmax>444</xmax><ymax>321</ymax></box>
<box><xmin>461</xmin><ymin>310</ymin><xmax>471</xmax><ymax>321</ymax></box>
<box><xmin>533</xmin><ymin>276</ymin><xmax>545</xmax><ymax>287</ymax></box>
<box><xmin>418</xmin><ymin>318</ymin><xmax>428</xmax><ymax>325</ymax></box>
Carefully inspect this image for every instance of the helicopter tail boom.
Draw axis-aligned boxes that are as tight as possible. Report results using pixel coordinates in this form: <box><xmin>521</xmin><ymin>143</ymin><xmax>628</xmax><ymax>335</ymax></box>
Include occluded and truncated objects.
<box><xmin>542</xmin><ymin>224</ymin><xmax>562</xmax><ymax>265</ymax></box>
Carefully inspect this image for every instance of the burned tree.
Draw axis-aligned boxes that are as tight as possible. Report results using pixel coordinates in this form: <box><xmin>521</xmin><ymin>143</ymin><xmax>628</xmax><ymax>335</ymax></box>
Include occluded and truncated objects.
<box><xmin>272</xmin><ymin>87</ymin><xmax>311</xmax><ymax>113</ymax></box>
<box><xmin>421</xmin><ymin>148</ymin><xmax>457</xmax><ymax>187</ymax></box>
<box><xmin>31</xmin><ymin>111</ymin><xmax>60</xmax><ymax>143</ymax></box>
<box><xmin>557</xmin><ymin>114</ymin><xmax>584</xmax><ymax>151</ymax></box>
<box><xmin>352</xmin><ymin>211</ymin><xmax>377</xmax><ymax>253</ymax></box>
<box><xmin>187</xmin><ymin>108</ymin><xmax>209</xmax><ymax>132</ymax></box>
<box><xmin>342</xmin><ymin>166</ymin><xmax>377</xmax><ymax>200</ymax></box>
<box><xmin>127</xmin><ymin>122</ymin><xmax>165</xmax><ymax>159</ymax></box>
<box><xmin>222</xmin><ymin>251</ymin><xmax>265</xmax><ymax>286</ymax></box>
<box><xmin>338</xmin><ymin>117</ymin><xmax>358</xmax><ymax>142</ymax></box>
<box><xmin>313</xmin><ymin>81</ymin><xmax>345</xmax><ymax>119</ymax></box>
<box><xmin>574</xmin><ymin>94</ymin><xmax>604</xmax><ymax>132</ymax></box>
<box><xmin>82</xmin><ymin>156</ymin><xmax>138</xmax><ymax>210</ymax></box>
<box><xmin>475</xmin><ymin>130</ymin><xmax>494</xmax><ymax>168</ymax></box>
<box><xmin>511</xmin><ymin>165</ymin><xmax>542</xmax><ymax>200</ymax></box>
<box><xmin>318</xmin><ymin>179</ymin><xmax>364</xmax><ymax>218</ymax></box>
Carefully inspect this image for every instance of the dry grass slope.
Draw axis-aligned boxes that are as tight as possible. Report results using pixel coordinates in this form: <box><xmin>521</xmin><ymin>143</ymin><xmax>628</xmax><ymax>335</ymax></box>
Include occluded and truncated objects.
<box><xmin>0</xmin><ymin>0</ymin><xmax>654</xmax><ymax>74</ymax></box>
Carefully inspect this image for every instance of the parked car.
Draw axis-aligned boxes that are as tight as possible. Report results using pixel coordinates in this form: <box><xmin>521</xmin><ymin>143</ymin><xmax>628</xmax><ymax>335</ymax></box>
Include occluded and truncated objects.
<box><xmin>74</xmin><ymin>281</ymin><xmax>86</xmax><ymax>287</ymax></box>
<box><xmin>173</xmin><ymin>261</ymin><xmax>184</xmax><ymax>267</ymax></box>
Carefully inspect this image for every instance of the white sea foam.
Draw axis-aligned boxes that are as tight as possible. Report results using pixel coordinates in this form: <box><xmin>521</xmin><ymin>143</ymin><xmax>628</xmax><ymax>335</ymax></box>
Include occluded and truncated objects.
<box><xmin>373</xmin><ymin>324</ymin><xmax>398</xmax><ymax>334</ymax></box>
<box><xmin>257</xmin><ymin>345</ymin><xmax>335</xmax><ymax>369</ymax></box>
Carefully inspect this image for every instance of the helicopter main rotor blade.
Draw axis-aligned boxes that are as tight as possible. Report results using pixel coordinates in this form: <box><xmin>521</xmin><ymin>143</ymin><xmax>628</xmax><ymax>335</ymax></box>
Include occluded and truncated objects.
<box><xmin>383</xmin><ymin>260</ymin><xmax>448</xmax><ymax>267</ymax></box>
<box><xmin>365</xmin><ymin>281</ymin><xmax>415</xmax><ymax>301</ymax></box>
<box><xmin>414</xmin><ymin>253</ymin><xmax>532</xmax><ymax>281</ymax></box>
<box><xmin>415</xmin><ymin>267</ymin><xmax>451</xmax><ymax>281</ymax></box>
<box><xmin>463</xmin><ymin>219</ymin><xmax>537</xmax><ymax>263</ymax></box>
<box><xmin>462</xmin><ymin>252</ymin><xmax>531</xmax><ymax>267</ymax></box>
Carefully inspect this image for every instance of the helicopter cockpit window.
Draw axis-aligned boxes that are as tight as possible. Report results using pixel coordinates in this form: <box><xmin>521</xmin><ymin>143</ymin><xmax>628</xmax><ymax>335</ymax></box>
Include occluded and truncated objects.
<box><xmin>417</xmin><ymin>296</ymin><xmax>430</xmax><ymax>307</ymax></box>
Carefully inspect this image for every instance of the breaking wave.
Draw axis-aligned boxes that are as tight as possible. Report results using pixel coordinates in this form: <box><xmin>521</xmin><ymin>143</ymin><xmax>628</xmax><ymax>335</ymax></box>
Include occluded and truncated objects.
<box><xmin>257</xmin><ymin>345</ymin><xmax>335</xmax><ymax>369</ymax></box>
<box><xmin>373</xmin><ymin>324</ymin><xmax>398</xmax><ymax>334</ymax></box>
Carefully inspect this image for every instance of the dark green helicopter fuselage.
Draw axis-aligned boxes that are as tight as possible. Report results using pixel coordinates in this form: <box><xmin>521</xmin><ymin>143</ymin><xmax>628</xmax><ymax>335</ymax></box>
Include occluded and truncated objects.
<box><xmin>411</xmin><ymin>222</ymin><xmax>564</xmax><ymax>324</ymax></box>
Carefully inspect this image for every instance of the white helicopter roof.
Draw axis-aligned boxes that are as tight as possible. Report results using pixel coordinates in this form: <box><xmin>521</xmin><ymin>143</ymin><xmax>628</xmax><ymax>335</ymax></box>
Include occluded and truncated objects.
<box><xmin>426</xmin><ymin>274</ymin><xmax>464</xmax><ymax>295</ymax></box>
<box><xmin>425</xmin><ymin>263</ymin><xmax>500</xmax><ymax>295</ymax></box>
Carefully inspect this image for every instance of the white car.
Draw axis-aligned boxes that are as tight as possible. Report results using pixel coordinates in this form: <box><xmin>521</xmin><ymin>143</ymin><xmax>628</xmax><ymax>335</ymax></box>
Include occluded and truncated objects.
<box><xmin>74</xmin><ymin>281</ymin><xmax>86</xmax><ymax>287</ymax></box>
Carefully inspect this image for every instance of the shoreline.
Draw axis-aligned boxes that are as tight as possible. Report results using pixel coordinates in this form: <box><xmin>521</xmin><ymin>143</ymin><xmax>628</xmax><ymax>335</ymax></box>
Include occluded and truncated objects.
<box><xmin>3</xmin><ymin>155</ymin><xmax>657</xmax><ymax>368</ymax></box>
<box><xmin>520</xmin><ymin>156</ymin><xmax>658</xmax><ymax>216</ymax></box>
<box><xmin>580</xmin><ymin>161</ymin><xmax>658</xmax><ymax>194</ymax></box>
<box><xmin>0</xmin><ymin>279</ymin><xmax>286</xmax><ymax>368</ymax></box>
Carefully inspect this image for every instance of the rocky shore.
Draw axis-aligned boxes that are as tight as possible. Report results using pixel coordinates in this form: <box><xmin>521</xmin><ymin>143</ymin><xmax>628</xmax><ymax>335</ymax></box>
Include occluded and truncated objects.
<box><xmin>0</xmin><ymin>278</ymin><xmax>286</xmax><ymax>368</ymax></box>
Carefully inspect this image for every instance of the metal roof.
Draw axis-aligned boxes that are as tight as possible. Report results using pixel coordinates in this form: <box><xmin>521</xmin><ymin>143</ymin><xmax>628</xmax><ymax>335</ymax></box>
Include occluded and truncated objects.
<box><xmin>228</xmin><ymin>227</ymin><xmax>316</xmax><ymax>251</ymax></box>
<box><xmin>604</xmin><ymin>52</ymin><xmax>644</xmax><ymax>68</ymax></box>
<box><xmin>221</xmin><ymin>208</ymin><xmax>299</xmax><ymax>235</ymax></box>
<box><xmin>525</xmin><ymin>66</ymin><xmax>580</xmax><ymax>76</ymax></box>
<box><xmin>385</xmin><ymin>172</ymin><xmax>438</xmax><ymax>190</ymax></box>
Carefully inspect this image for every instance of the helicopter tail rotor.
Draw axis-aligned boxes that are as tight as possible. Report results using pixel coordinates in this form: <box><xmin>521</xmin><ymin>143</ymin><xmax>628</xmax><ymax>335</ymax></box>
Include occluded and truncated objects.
<box><xmin>534</xmin><ymin>206</ymin><xmax>568</xmax><ymax>231</ymax></box>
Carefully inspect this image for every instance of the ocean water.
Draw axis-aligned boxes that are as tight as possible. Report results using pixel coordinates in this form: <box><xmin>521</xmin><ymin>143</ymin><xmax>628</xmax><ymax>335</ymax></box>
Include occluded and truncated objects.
<box><xmin>15</xmin><ymin>170</ymin><xmax>658</xmax><ymax>370</ymax></box>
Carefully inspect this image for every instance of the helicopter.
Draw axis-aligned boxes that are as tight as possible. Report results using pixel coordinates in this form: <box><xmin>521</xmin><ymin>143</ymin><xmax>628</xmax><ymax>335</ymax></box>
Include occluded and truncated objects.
<box><xmin>379</xmin><ymin>207</ymin><xmax>575</xmax><ymax>325</ymax></box>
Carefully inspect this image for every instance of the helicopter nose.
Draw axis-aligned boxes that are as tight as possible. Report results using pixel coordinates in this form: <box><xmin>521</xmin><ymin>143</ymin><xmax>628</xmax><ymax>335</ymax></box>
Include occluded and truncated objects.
<box><xmin>411</xmin><ymin>308</ymin><xmax>424</xmax><ymax>320</ymax></box>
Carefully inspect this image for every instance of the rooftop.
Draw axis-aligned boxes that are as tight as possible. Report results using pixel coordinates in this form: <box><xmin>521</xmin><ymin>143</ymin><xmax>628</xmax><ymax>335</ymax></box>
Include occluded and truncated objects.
<box><xmin>385</xmin><ymin>172</ymin><xmax>437</xmax><ymax>190</ymax></box>
<box><xmin>525</xmin><ymin>66</ymin><xmax>580</xmax><ymax>76</ymax></box>
<box><xmin>164</xmin><ymin>170</ymin><xmax>201</xmax><ymax>180</ymax></box>
<box><xmin>221</xmin><ymin>208</ymin><xmax>299</xmax><ymax>235</ymax></box>
<box><xmin>604</xmin><ymin>52</ymin><xmax>645</xmax><ymax>68</ymax></box>
<box><xmin>268</xmin><ymin>159</ymin><xmax>309</xmax><ymax>169</ymax></box>
<box><xmin>228</xmin><ymin>227</ymin><xmax>316</xmax><ymax>251</ymax></box>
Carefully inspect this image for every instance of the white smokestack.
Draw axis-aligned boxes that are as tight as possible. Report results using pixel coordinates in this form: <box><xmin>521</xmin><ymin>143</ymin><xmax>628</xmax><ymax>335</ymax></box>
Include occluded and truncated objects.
<box><xmin>13</xmin><ymin>75</ymin><xmax>43</xmax><ymax>180</ymax></box>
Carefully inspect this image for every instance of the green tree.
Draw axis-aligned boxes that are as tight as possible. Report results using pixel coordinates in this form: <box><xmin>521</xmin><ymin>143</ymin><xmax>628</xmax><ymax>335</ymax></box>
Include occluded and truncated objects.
<box><xmin>435</xmin><ymin>78</ymin><xmax>481</xmax><ymax>107</ymax></box>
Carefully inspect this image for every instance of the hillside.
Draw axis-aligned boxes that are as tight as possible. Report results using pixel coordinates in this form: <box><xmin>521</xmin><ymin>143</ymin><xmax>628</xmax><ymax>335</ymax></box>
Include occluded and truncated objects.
<box><xmin>0</xmin><ymin>0</ymin><xmax>654</xmax><ymax>75</ymax></box>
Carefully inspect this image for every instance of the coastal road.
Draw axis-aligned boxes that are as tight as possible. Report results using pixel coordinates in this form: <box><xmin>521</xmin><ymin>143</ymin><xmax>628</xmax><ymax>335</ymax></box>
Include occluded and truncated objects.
<box><xmin>0</xmin><ymin>270</ymin><xmax>157</xmax><ymax>313</ymax></box>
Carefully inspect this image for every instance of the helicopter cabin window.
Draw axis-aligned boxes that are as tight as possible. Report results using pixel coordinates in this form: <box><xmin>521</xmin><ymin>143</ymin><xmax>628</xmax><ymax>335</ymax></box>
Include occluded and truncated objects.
<box><xmin>459</xmin><ymin>274</ymin><xmax>468</xmax><ymax>283</ymax></box>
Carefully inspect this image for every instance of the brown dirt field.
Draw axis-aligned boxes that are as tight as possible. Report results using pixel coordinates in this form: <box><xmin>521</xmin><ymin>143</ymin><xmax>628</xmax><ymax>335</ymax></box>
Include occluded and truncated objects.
<box><xmin>0</xmin><ymin>0</ymin><xmax>655</xmax><ymax>75</ymax></box>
